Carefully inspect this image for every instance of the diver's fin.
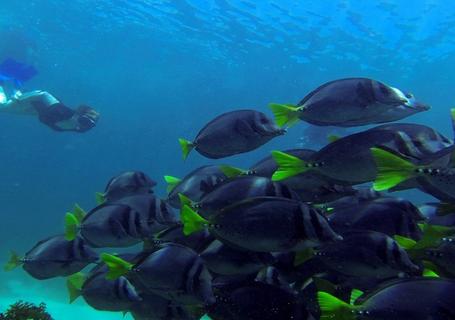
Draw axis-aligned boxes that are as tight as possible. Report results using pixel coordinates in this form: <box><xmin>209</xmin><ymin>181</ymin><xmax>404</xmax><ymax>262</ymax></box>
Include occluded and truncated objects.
<box><xmin>219</xmin><ymin>165</ymin><xmax>246</xmax><ymax>178</ymax></box>
<box><xmin>164</xmin><ymin>175</ymin><xmax>181</xmax><ymax>193</ymax></box>
<box><xmin>66</xmin><ymin>272</ymin><xmax>85</xmax><ymax>303</ymax></box>
<box><xmin>178</xmin><ymin>138</ymin><xmax>195</xmax><ymax>160</ymax></box>
<box><xmin>101</xmin><ymin>253</ymin><xmax>133</xmax><ymax>280</ymax></box>
<box><xmin>327</xmin><ymin>134</ymin><xmax>341</xmax><ymax>143</ymax></box>
<box><xmin>371</xmin><ymin>147</ymin><xmax>417</xmax><ymax>191</ymax></box>
<box><xmin>180</xmin><ymin>205</ymin><xmax>208</xmax><ymax>236</ymax></box>
<box><xmin>268</xmin><ymin>103</ymin><xmax>300</xmax><ymax>127</ymax></box>
<box><xmin>271</xmin><ymin>150</ymin><xmax>310</xmax><ymax>181</ymax></box>
<box><xmin>4</xmin><ymin>251</ymin><xmax>23</xmax><ymax>271</ymax></box>
<box><xmin>317</xmin><ymin>291</ymin><xmax>357</xmax><ymax>320</ymax></box>
<box><xmin>64</xmin><ymin>213</ymin><xmax>80</xmax><ymax>241</ymax></box>
<box><xmin>0</xmin><ymin>58</ymin><xmax>37</xmax><ymax>83</ymax></box>
<box><xmin>350</xmin><ymin>289</ymin><xmax>364</xmax><ymax>305</ymax></box>
<box><xmin>95</xmin><ymin>192</ymin><xmax>105</xmax><ymax>205</ymax></box>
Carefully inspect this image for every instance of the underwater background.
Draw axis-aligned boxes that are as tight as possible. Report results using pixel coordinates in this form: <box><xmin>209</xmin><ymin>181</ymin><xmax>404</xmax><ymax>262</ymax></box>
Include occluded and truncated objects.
<box><xmin>1</xmin><ymin>0</ymin><xmax>455</xmax><ymax>318</ymax></box>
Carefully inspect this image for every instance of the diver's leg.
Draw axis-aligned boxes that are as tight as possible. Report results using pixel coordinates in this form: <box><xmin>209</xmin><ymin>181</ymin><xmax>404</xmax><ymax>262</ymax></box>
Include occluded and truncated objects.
<box><xmin>0</xmin><ymin>86</ymin><xmax>6</xmax><ymax>105</ymax></box>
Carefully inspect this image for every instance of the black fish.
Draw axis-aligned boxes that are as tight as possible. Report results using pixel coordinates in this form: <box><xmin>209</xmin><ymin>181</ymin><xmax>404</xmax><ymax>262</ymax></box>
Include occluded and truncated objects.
<box><xmin>182</xmin><ymin>197</ymin><xmax>341</xmax><ymax>252</ymax></box>
<box><xmin>99</xmin><ymin>171</ymin><xmax>156</xmax><ymax>203</ymax></box>
<box><xmin>270</xmin><ymin>78</ymin><xmax>429</xmax><ymax>127</ymax></box>
<box><xmin>4</xmin><ymin>235</ymin><xmax>98</xmax><ymax>280</ymax></box>
<box><xmin>102</xmin><ymin>244</ymin><xmax>215</xmax><ymax>306</ymax></box>
<box><xmin>165</xmin><ymin>165</ymin><xmax>227</xmax><ymax>208</ymax></box>
<box><xmin>179</xmin><ymin>109</ymin><xmax>285</xmax><ymax>159</ymax></box>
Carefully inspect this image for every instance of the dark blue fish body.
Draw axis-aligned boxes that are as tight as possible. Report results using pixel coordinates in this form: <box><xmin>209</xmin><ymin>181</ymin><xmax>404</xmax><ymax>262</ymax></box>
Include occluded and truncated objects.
<box><xmin>187</xmin><ymin>109</ymin><xmax>285</xmax><ymax>159</ymax></box>
<box><xmin>251</xmin><ymin>149</ymin><xmax>356</xmax><ymax>203</ymax></box>
<box><xmin>200</xmin><ymin>240</ymin><xmax>275</xmax><ymax>275</ymax></box>
<box><xmin>80</xmin><ymin>194</ymin><xmax>177</xmax><ymax>248</ymax></box>
<box><xmin>328</xmin><ymin>197</ymin><xmax>424</xmax><ymax>240</ymax></box>
<box><xmin>22</xmin><ymin>235</ymin><xmax>98</xmax><ymax>280</ymax></box>
<box><xmin>369</xmin><ymin>123</ymin><xmax>453</xmax><ymax>158</ymax></box>
<box><xmin>130</xmin><ymin>292</ymin><xmax>194</xmax><ymax>320</ymax></box>
<box><xmin>152</xmin><ymin>225</ymin><xmax>214</xmax><ymax>253</ymax></box>
<box><xmin>296</xmin><ymin>78</ymin><xmax>428</xmax><ymax>127</ymax></box>
<box><xmin>352</xmin><ymin>278</ymin><xmax>455</xmax><ymax>319</ymax></box>
<box><xmin>103</xmin><ymin>171</ymin><xmax>156</xmax><ymax>202</ymax></box>
<box><xmin>81</xmin><ymin>271</ymin><xmax>141</xmax><ymax>312</ymax></box>
<box><xmin>128</xmin><ymin>244</ymin><xmax>215</xmax><ymax>305</ymax></box>
<box><xmin>203</xmin><ymin>197</ymin><xmax>341</xmax><ymax>252</ymax></box>
<box><xmin>208</xmin><ymin>281</ymin><xmax>305</xmax><ymax>320</ymax></box>
<box><xmin>195</xmin><ymin>176</ymin><xmax>300</xmax><ymax>218</ymax></box>
<box><xmin>316</xmin><ymin>230</ymin><xmax>419</xmax><ymax>279</ymax></box>
<box><xmin>167</xmin><ymin>165</ymin><xmax>227</xmax><ymax>208</ymax></box>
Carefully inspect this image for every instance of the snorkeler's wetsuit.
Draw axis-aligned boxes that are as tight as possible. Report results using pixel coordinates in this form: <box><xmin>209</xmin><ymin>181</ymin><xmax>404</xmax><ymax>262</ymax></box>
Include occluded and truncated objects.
<box><xmin>0</xmin><ymin>87</ymin><xmax>98</xmax><ymax>132</ymax></box>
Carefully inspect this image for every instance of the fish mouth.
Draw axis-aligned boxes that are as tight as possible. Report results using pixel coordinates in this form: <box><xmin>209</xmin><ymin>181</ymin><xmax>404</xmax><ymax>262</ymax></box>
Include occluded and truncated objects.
<box><xmin>405</xmin><ymin>99</ymin><xmax>430</xmax><ymax>111</ymax></box>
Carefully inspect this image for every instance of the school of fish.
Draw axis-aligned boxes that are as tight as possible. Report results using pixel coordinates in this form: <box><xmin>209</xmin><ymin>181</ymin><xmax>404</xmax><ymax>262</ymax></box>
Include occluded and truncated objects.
<box><xmin>6</xmin><ymin>77</ymin><xmax>455</xmax><ymax>320</ymax></box>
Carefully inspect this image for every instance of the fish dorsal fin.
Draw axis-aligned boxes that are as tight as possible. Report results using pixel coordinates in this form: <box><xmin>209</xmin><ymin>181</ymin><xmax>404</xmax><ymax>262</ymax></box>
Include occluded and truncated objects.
<box><xmin>350</xmin><ymin>289</ymin><xmax>364</xmax><ymax>305</ymax></box>
<box><xmin>219</xmin><ymin>165</ymin><xmax>245</xmax><ymax>178</ymax></box>
<box><xmin>164</xmin><ymin>175</ymin><xmax>181</xmax><ymax>193</ymax></box>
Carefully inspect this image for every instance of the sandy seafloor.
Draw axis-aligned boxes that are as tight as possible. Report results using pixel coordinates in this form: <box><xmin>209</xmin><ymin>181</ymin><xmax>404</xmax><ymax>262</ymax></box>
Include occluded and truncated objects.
<box><xmin>0</xmin><ymin>271</ymin><xmax>133</xmax><ymax>319</ymax></box>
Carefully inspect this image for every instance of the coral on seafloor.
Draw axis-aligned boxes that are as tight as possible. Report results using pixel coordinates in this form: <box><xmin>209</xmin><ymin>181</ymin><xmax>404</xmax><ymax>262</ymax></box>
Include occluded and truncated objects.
<box><xmin>0</xmin><ymin>301</ymin><xmax>53</xmax><ymax>320</ymax></box>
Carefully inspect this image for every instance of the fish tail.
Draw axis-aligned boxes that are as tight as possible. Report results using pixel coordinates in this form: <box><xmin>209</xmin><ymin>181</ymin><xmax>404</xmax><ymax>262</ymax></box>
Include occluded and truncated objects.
<box><xmin>72</xmin><ymin>203</ymin><xmax>87</xmax><ymax>222</ymax></box>
<box><xmin>178</xmin><ymin>193</ymin><xmax>194</xmax><ymax>208</ymax></box>
<box><xmin>414</xmin><ymin>223</ymin><xmax>455</xmax><ymax>250</ymax></box>
<box><xmin>370</xmin><ymin>147</ymin><xmax>417</xmax><ymax>191</ymax></box>
<box><xmin>393</xmin><ymin>235</ymin><xmax>417</xmax><ymax>250</ymax></box>
<box><xmin>219</xmin><ymin>165</ymin><xmax>246</xmax><ymax>178</ymax></box>
<box><xmin>164</xmin><ymin>175</ymin><xmax>182</xmax><ymax>193</ymax></box>
<box><xmin>3</xmin><ymin>250</ymin><xmax>22</xmax><ymax>271</ymax></box>
<box><xmin>95</xmin><ymin>192</ymin><xmax>105</xmax><ymax>205</ymax></box>
<box><xmin>317</xmin><ymin>291</ymin><xmax>357</xmax><ymax>319</ymax></box>
<box><xmin>180</xmin><ymin>205</ymin><xmax>208</xmax><ymax>236</ymax></box>
<box><xmin>101</xmin><ymin>253</ymin><xmax>133</xmax><ymax>280</ymax></box>
<box><xmin>64</xmin><ymin>212</ymin><xmax>80</xmax><ymax>241</ymax></box>
<box><xmin>268</xmin><ymin>103</ymin><xmax>300</xmax><ymax>127</ymax></box>
<box><xmin>66</xmin><ymin>272</ymin><xmax>85</xmax><ymax>303</ymax></box>
<box><xmin>293</xmin><ymin>248</ymin><xmax>315</xmax><ymax>266</ymax></box>
<box><xmin>178</xmin><ymin>138</ymin><xmax>195</xmax><ymax>160</ymax></box>
<box><xmin>271</xmin><ymin>150</ymin><xmax>310</xmax><ymax>181</ymax></box>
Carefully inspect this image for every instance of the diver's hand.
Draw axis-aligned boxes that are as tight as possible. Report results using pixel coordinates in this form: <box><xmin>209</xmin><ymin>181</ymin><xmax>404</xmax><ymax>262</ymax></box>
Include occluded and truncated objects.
<box><xmin>75</xmin><ymin>105</ymin><xmax>100</xmax><ymax>132</ymax></box>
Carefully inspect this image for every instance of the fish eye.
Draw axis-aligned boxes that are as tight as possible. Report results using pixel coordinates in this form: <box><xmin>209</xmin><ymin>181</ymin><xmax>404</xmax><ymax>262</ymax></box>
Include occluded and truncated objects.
<box><xmin>405</xmin><ymin>93</ymin><xmax>414</xmax><ymax>99</ymax></box>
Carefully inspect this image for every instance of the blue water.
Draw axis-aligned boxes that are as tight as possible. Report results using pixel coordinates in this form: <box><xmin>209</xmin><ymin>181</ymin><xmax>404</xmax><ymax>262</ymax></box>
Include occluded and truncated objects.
<box><xmin>0</xmin><ymin>0</ymin><xmax>454</xmax><ymax>318</ymax></box>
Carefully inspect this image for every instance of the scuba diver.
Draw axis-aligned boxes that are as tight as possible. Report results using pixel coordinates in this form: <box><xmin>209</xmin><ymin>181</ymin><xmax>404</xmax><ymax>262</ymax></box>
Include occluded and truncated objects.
<box><xmin>0</xmin><ymin>58</ymin><xmax>99</xmax><ymax>132</ymax></box>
